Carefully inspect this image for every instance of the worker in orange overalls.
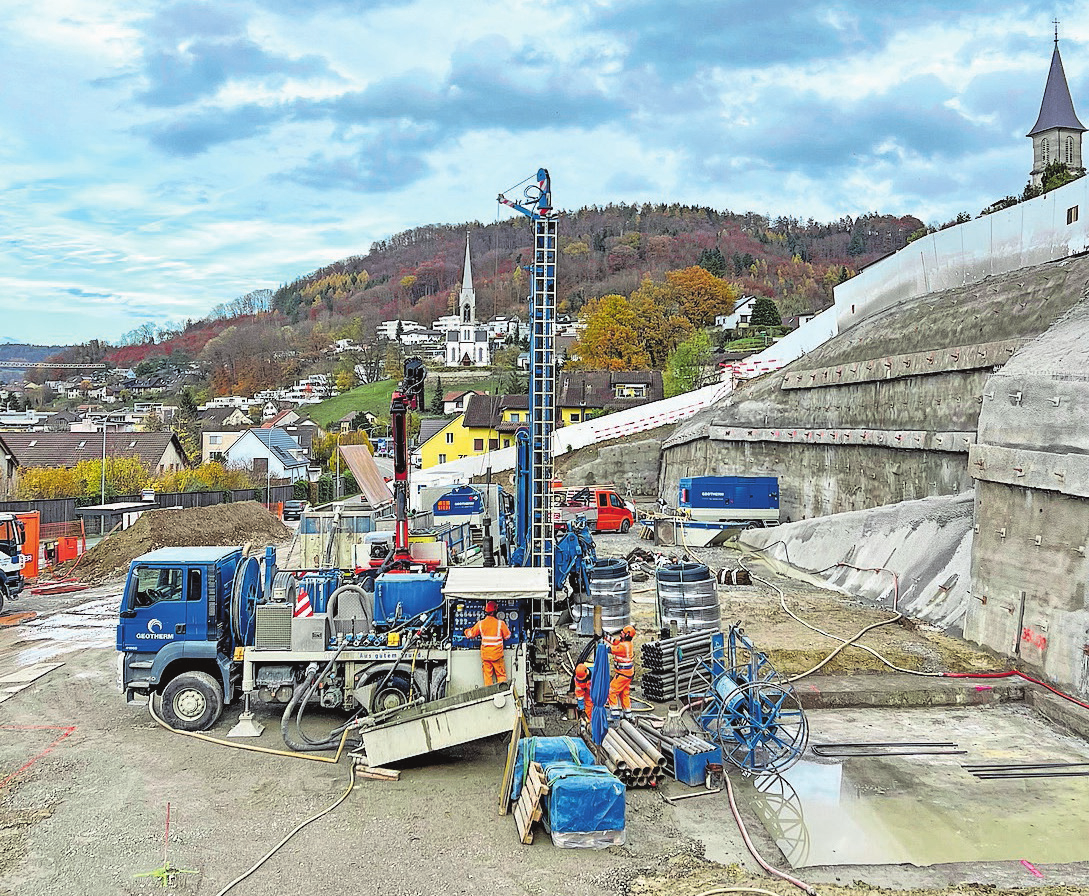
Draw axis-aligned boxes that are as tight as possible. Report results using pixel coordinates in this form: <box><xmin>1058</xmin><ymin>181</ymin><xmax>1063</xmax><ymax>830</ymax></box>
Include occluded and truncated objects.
<box><xmin>607</xmin><ymin>625</ymin><xmax>636</xmax><ymax>719</ymax></box>
<box><xmin>573</xmin><ymin>663</ymin><xmax>593</xmax><ymax>723</ymax></box>
<box><xmin>464</xmin><ymin>600</ymin><xmax>511</xmax><ymax>685</ymax></box>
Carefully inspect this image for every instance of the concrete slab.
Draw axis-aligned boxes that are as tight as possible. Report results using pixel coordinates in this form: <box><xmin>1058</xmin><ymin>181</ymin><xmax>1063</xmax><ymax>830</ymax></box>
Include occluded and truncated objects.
<box><xmin>0</xmin><ymin>662</ymin><xmax>64</xmax><ymax>704</ymax></box>
<box><xmin>795</xmin><ymin>673</ymin><xmax>1024</xmax><ymax>709</ymax></box>
<box><xmin>672</xmin><ymin>703</ymin><xmax>1089</xmax><ymax>883</ymax></box>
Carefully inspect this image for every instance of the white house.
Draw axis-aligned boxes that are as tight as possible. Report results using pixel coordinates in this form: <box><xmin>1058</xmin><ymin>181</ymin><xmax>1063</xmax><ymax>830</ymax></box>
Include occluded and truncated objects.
<box><xmin>715</xmin><ymin>295</ymin><xmax>759</xmax><ymax>330</ymax></box>
<box><xmin>222</xmin><ymin>428</ymin><xmax>309</xmax><ymax>482</ymax></box>
<box><xmin>377</xmin><ymin>319</ymin><xmax>426</xmax><ymax>341</ymax></box>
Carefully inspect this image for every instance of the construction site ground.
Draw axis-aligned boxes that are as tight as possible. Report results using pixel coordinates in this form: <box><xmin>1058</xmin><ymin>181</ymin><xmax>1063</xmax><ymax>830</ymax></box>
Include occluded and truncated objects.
<box><xmin>0</xmin><ymin>525</ymin><xmax>1087</xmax><ymax>894</ymax></box>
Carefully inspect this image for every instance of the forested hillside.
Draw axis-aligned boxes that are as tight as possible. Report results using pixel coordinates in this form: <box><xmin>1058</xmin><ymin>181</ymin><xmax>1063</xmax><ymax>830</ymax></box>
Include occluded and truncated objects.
<box><xmin>41</xmin><ymin>203</ymin><xmax>921</xmax><ymax>397</ymax></box>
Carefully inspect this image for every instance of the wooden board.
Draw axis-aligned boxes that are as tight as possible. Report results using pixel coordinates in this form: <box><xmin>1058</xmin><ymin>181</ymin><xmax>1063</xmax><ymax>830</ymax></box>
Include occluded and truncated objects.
<box><xmin>498</xmin><ymin>712</ymin><xmax>523</xmax><ymax>817</ymax></box>
<box><xmin>513</xmin><ymin>762</ymin><xmax>548</xmax><ymax>845</ymax></box>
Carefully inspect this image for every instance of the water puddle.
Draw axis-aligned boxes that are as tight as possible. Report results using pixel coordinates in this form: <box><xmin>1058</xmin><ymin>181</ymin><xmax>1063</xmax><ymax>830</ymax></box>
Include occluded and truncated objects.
<box><xmin>15</xmin><ymin>595</ymin><xmax>120</xmax><ymax>665</ymax></box>
<box><xmin>741</xmin><ymin>758</ymin><xmax>1089</xmax><ymax>867</ymax></box>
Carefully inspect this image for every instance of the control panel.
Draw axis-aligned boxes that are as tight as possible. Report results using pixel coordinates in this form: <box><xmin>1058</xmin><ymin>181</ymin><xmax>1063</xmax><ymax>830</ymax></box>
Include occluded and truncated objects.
<box><xmin>449</xmin><ymin>599</ymin><xmax>528</xmax><ymax>649</ymax></box>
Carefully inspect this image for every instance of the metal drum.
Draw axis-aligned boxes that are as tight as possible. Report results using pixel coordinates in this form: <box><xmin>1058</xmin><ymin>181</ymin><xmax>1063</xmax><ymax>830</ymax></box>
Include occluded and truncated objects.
<box><xmin>657</xmin><ymin>562</ymin><xmax>720</xmax><ymax>634</ymax></box>
<box><xmin>588</xmin><ymin>558</ymin><xmax>632</xmax><ymax>635</ymax></box>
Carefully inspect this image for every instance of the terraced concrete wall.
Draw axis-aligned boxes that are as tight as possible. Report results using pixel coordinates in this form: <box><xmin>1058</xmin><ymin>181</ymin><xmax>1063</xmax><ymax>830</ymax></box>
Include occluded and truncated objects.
<box><xmin>966</xmin><ymin>298</ymin><xmax>1089</xmax><ymax>692</ymax></box>
<box><xmin>661</xmin><ymin>253</ymin><xmax>1089</xmax><ymax>692</ymax></box>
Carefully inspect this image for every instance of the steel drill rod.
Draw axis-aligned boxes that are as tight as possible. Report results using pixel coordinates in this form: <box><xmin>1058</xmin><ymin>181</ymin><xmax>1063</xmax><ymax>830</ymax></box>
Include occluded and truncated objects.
<box><xmin>621</xmin><ymin>720</ymin><xmax>665</xmax><ymax>763</ymax></box>
<box><xmin>603</xmin><ymin>730</ymin><xmax>644</xmax><ymax>770</ymax></box>
<box><xmin>609</xmin><ymin>728</ymin><xmax>655</xmax><ymax>772</ymax></box>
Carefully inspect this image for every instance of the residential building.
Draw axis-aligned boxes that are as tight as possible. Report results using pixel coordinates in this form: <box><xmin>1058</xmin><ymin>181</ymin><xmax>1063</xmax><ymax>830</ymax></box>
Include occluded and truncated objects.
<box><xmin>1</xmin><ymin>431</ymin><xmax>189</xmax><ymax>488</ymax></box>
<box><xmin>197</xmin><ymin>406</ymin><xmax>251</xmax><ymax>429</ymax></box>
<box><xmin>555</xmin><ymin>370</ymin><xmax>665</xmax><ymax>426</ymax></box>
<box><xmin>202</xmin><ymin>428</ymin><xmax>248</xmax><ymax>464</ymax></box>
<box><xmin>442</xmin><ymin>390</ymin><xmax>482</xmax><ymax>415</ymax></box>
<box><xmin>418</xmin><ymin>393</ymin><xmax>527</xmax><ymax>468</ymax></box>
<box><xmin>222</xmin><ymin>428</ymin><xmax>308</xmax><ymax>482</ymax></box>
<box><xmin>376</xmin><ymin>319</ymin><xmax>426</xmax><ymax>341</ymax></box>
<box><xmin>714</xmin><ymin>295</ymin><xmax>759</xmax><ymax>330</ymax></box>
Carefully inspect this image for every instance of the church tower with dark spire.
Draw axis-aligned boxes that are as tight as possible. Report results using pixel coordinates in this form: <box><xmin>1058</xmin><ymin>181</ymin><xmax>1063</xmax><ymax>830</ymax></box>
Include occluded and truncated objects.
<box><xmin>1029</xmin><ymin>24</ymin><xmax>1085</xmax><ymax>187</ymax></box>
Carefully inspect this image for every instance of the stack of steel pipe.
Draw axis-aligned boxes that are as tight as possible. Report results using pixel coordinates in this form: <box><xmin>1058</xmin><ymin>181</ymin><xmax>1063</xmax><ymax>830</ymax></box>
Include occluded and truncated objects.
<box><xmin>599</xmin><ymin>720</ymin><xmax>667</xmax><ymax>787</ymax></box>
<box><xmin>639</xmin><ymin>630</ymin><xmax>719</xmax><ymax>702</ymax></box>
<box><xmin>633</xmin><ymin>719</ymin><xmax>716</xmax><ymax>778</ymax></box>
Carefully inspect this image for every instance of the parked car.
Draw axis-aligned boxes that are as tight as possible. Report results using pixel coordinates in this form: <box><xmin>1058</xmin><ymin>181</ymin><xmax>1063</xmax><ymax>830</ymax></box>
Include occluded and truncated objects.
<box><xmin>282</xmin><ymin>500</ymin><xmax>307</xmax><ymax>520</ymax></box>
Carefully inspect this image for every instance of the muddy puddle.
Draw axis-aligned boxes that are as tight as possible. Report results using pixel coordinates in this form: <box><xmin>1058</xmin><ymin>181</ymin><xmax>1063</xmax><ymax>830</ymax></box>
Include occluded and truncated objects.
<box><xmin>736</xmin><ymin>757</ymin><xmax>1089</xmax><ymax>867</ymax></box>
<box><xmin>15</xmin><ymin>595</ymin><xmax>120</xmax><ymax>665</ymax></box>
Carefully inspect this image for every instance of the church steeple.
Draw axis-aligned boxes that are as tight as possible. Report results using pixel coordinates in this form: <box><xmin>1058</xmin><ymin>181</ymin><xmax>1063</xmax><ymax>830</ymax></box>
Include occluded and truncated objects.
<box><xmin>458</xmin><ymin>232</ymin><xmax>476</xmax><ymax>324</ymax></box>
<box><xmin>1029</xmin><ymin>25</ymin><xmax>1085</xmax><ymax>186</ymax></box>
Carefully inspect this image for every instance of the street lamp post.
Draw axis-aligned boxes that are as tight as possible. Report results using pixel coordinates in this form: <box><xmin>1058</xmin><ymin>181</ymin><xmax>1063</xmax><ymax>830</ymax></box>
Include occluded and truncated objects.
<box><xmin>100</xmin><ymin>418</ymin><xmax>108</xmax><ymax>505</ymax></box>
<box><xmin>335</xmin><ymin>433</ymin><xmax>341</xmax><ymax>500</ymax></box>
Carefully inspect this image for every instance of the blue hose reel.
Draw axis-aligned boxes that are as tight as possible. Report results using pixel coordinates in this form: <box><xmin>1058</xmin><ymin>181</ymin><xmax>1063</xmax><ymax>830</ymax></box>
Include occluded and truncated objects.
<box><xmin>686</xmin><ymin>626</ymin><xmax>808</xmax><ymax>774</ymax></box>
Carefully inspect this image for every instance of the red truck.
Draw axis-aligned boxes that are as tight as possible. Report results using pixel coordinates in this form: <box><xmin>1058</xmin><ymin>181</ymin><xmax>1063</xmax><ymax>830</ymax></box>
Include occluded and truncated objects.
<box><xmin>553</xmin><ymin>487</ymin><xmax>635</xmax><ymax>534</ymax></box>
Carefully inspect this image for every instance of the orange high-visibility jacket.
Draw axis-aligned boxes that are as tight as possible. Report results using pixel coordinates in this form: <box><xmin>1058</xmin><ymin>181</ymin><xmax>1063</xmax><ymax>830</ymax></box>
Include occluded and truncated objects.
<box><xmin>465</xmin><ymin>615</ymin><xmax>511</xmax><ymax>662</ymax></box>
<box><xmin>611</xmin><ymin>639</ymin><xmax>635</xmax><ymax>678</ymax></box>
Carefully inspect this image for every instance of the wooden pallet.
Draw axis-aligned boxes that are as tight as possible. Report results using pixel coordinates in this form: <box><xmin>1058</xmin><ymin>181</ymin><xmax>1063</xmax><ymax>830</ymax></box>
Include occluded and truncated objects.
<box><xmin>513</xmin><ymin>762</ymin><xmax>549</xmax><ymax>844</ymax></box>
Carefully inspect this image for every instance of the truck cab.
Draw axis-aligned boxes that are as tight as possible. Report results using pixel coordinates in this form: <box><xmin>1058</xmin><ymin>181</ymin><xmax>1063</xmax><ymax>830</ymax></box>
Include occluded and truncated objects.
<box><xmin>0</xmin><ymin>513</ymin><xmax>27</xmax><ymax>610</ymax></box>
<box><xmin>116</xmin><ymin>547</ymin><xmax>254</xmax><ymax>730</ymax></box>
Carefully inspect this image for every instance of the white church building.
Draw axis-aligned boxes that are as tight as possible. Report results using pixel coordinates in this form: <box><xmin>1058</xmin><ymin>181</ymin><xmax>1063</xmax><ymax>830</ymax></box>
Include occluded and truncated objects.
<box><xmin>445</xmin><ymin>233</ymin><xmax>491</xmax><ymax>367</ymax></box>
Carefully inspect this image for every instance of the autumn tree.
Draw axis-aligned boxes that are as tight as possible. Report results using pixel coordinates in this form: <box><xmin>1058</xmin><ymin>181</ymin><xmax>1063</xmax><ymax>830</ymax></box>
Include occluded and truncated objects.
<box><xmin>661</xmin><ymin>266</ymin><xmax>737</xmax><ymax>327</ymax></box>
<box><xmin>569</xmin><ymin>294</ymin><xmax>652</xmax><ymax>369</ymax></box>
<box><xmin>663</xmin><ymin>330</ymin><xmax>714</xmax><ymax>398</ymax></box>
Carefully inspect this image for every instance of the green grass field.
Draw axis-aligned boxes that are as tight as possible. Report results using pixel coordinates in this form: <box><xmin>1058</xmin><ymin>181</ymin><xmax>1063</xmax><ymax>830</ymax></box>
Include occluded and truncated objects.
<box><xmin>306</xmin><ymin>374</ymin><xmax>511</xmax><ymax>427</ymax></box>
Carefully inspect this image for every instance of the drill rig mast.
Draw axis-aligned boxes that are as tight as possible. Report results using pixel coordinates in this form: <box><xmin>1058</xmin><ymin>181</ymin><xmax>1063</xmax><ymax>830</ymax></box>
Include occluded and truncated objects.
<box><xmin>498</xmin><ymin>169</ymin><xmax>558</xmax><ymax>592</ymax></box>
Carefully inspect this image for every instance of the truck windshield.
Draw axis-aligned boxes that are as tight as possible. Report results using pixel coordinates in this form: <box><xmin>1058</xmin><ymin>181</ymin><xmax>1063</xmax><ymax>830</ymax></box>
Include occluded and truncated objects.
<box><xmin>130</xmin><ymin>567</ymin><xmax>184</xmax><ymax>608</ymax></box>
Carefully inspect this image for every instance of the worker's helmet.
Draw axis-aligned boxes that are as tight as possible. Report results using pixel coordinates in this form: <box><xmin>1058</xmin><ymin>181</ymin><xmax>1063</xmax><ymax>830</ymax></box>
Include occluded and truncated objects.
<box><xmin>484</xmin><ymin>600</ymin><xmax>498</xmax><ymax>615</ymax></box>
<box><xmin>574</xmin><ymin>663</ymin><xmax>590</xmax><ymax>681</ymax></box>
<box><xmin>621</xmin><ymin>625</ymin><xmax>636</xmax><ymax>640</ymax></box>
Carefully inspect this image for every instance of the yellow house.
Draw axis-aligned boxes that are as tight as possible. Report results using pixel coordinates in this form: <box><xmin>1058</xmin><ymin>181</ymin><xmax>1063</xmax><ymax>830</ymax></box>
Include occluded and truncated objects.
<box><xmin>418</xmin><ymin>394</ymin><xmax>528</xmax><ymax>468</ymax></box>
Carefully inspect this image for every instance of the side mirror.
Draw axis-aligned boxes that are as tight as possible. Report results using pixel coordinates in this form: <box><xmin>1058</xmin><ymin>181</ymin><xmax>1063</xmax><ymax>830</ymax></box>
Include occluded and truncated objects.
<box><xmin>120</xmin><ymin>609</ymin><xmax>136</xmax><ymax>619</ymax></box>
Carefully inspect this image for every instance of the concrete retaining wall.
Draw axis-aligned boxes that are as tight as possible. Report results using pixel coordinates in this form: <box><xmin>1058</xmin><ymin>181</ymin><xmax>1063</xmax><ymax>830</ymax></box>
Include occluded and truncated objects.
<box><xmin>741</xmin><ymin>492</ymin><xmax>975</xmax><ymax>631</ymax></box>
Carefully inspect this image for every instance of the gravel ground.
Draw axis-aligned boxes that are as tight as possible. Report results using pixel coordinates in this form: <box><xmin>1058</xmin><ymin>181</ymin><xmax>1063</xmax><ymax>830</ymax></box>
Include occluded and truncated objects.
<box><xmin>0</xmin><ymin>531</ymin><xmax>1086</xmax><ymax>895</ymax></box>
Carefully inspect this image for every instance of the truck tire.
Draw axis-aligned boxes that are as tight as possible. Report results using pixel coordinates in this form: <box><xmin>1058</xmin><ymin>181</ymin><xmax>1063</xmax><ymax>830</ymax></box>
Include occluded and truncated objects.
<box><xmin>160</xmin><ymin>671</ymin><xmax>224</xmax><ymax>732</ymax></box>
<box><xmin>620</xmin><ymin>518</ymin><xmax>631</xmax><ymax>534</ymax></box>
<box><xmin>370</xmin><ymin>673</ymin><xmax>412</xmax><ymax>714</ymax></box>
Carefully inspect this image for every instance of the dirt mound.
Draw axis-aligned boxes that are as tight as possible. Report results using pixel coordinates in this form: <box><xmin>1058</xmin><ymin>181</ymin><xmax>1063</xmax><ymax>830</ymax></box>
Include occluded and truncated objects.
<box><xmin>72</xmin><ymin>501</ymin><xmax>293</xmax><ymax>584</ymax></box>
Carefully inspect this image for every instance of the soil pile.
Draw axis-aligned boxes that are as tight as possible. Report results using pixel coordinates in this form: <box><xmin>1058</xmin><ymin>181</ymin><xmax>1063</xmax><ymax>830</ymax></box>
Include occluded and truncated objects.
<box><xmin>71</xmin><ymin>501</ymin><xmax>292</xmax><ymax>583</ymax></box>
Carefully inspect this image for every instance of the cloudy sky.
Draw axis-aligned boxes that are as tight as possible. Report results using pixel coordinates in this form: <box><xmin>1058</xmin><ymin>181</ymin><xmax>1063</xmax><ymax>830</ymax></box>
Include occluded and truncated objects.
<box><xmin>2</xmin><ymin>0</ymin><xmax>1085</xmax><ymax>345</ymax></box>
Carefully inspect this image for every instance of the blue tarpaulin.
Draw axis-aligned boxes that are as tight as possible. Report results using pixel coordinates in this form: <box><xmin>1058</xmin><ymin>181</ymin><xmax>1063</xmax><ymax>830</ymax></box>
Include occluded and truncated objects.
<box><xmin>544</xmin><ymin>762</ymin><xmax>626</xmax><ymax>844</ymax></box>
<box><xmin>589</xmin><ymin>641</ymin><xmax>611</xmax><ymax>744</ymax></box>
<box><xmin>510</xmin><ymin>736</ymin><xmax>595</xmax><ymax>802</ymax></box>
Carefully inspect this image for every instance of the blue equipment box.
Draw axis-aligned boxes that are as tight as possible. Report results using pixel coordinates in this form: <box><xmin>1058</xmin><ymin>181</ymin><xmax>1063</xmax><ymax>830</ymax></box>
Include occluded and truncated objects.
<box><xmin>672</xmin><ymin>745</ymin><xmax>723</xmax><ymax>786</ymax></box>
<box><xmin>678</xmin><ymin>476</ymin><xmax>779</xmax><ymax>512</ymax></box>
<box><xmin>288</xmin><ymin>569</ymin><xmax>343</xmax><ymax>614</ymax></box>
<box><xmin>449</xmin><ymin>599</ymin><xmax>528</xmax><ymax>648</ymax></box>
<box><xmin>373</xmin><ymin>573</ymin><xmax>444</xmax><ymax>627</ymax></box>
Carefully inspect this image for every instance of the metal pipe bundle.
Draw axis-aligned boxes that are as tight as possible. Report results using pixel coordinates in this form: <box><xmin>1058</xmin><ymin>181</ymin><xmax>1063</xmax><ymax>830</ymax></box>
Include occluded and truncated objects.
<box><xmin>598</xmin><ymin>723</ymin><xmax>666</xmax><ymax>787</ymax></box>
<box><xmin>639</xmin><ymin>631</ymin><xmax>720</xmax><ymax>701</ymax></box>
<box><xmin>633</xmin><ymin>719</ymin><xmax>716</xmax><ymax>778</ymax></box>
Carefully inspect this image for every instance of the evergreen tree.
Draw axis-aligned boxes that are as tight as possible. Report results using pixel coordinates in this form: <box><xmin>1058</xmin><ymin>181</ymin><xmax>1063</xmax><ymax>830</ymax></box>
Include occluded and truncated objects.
<box><xmin>750</xmin><ymin>297</ymin><xmax>782</xmax><ymax>328</ymax></box>
<box><xmin>697</xmin><ymin>247</ymin><xmax>728</xmax><ymax>278</ymax></box>
<box><xmin>430</xmin><ymin>376</ymin><xmax>444</xmax><ymax>415</ymax></box>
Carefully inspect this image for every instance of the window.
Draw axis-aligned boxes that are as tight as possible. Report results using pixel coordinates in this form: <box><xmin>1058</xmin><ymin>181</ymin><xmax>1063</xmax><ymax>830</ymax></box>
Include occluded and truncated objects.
<box><xmin>446</xmin><ymin>432</ymin><xmax>454</xmax><ymax>444</ymax></box>
<box><xmin>77</xmin><ymin>440</ymin><xmax>86</xmax><ymax>450</ymax></box>
<box><xmin>438</xmin><ymin>453</ymin><xmax>447</xmax><ymax>464</ymax></box>
<box><xmin>209</xmin><ymin>435</ymin><xmax>221</xmax><ymax>445</ymax></box>
<box><xmin>1067</xmin><ymin>136</ymin><xmax>1075</xmax><ymax>164</ymax></box>
<box><xmin>503</xmin><ymin>439</ymin><xmax>510</xmax><ymax>448</ymax></box>
<box><xmin>473</xmin><ymin>439</ymin><xmax>484</xmax><ymax>451</ymax></box>
<box><xmin>1068</xmin><ymin>205</ymin><xmax>1079</xmax><ymax>225</ymax></box>
<box><xmin>488</xmin><ymin>439</ymin><xmax>499</xmax><ymax>450</ymax></box>
<box><xmin>131</xmin><ymin>567</ymin><xmax>183</xmax><ymax>608</ymax></box>
<box><xmin>187</xmin><ymin>569</ymin><xmax>202</xmax><ymax>602</ymax></box>
<box><xmin>610</xmin><ymin>494</ymin><xmax>625</xmax><ymax>508</ymax></box>
<box><xmin>614</xmin><ymin>384</ymin><xmax>647</xmax><ymax>399</ymax></box>
<box><xmin>570</xmin><ymin>413</ymin><xmax>580</xmax><ymax>422</ymax></box>
<box><xmin>510</xmin><ymin>413</ymin><xmax>519</xmax><ymax>422</ymax></box>
<box><xmin>1042</xmin><ymin>137</ymin><xmax>1050</xmax><ymax>163</ymax></box>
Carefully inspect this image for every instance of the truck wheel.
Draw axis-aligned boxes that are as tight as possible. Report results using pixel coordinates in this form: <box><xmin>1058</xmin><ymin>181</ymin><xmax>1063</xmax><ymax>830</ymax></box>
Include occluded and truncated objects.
<box><xmin>0</xmin><ymin>584</ymin><xmax>6</xmax><ymax>616</ymax></box>
<box><xmin>160</xmin><ymin>672</ymin><xmax>224</xmax><ymax>731</ymax></box>
<box><xmin>620</xmin><ymin>518</ymin><xmax>631</xmax><ymax>534</ymax></box>
<box><xmin>370</xmin><ymin>673</ymin><xmax>412</xmax><ymax>714</ymax></box>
